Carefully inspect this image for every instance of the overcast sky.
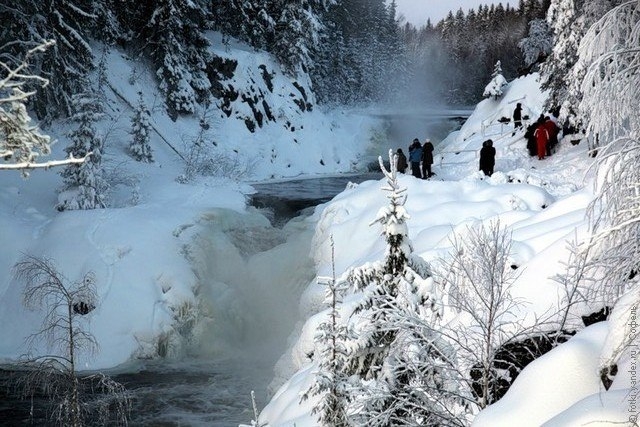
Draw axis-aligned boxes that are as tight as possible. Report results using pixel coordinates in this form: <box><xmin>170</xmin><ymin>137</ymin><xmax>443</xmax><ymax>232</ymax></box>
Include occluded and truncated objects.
<box><xmin>395</xmin><ymin>0</ymin><xmax>518</xmax><ymax>27</ymax></box>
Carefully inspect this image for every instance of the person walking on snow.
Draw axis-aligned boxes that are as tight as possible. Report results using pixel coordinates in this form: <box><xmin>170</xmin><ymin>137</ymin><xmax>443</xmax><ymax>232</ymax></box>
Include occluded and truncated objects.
<box><xmin>513</xmin><ymin>103</ymin><xmax>523</xmax><ymax>129</ymax></box>
<box><xmin>408</xmin><ymin>138</ymin><xmax>422</xmax><ymax>178</ymax></box>
<box><xmin>534</xmin><ymin>117</ymin><xmax>550</xmax><ymax>160</ymax></box>
<box><xmin>479</xmin><ymin>139</ymin><xmax>496</xmax><ymax>176</ymax></box>
<box><xmin>421</xmin><ymin>138</ymin><xmax>434</xmax><ymax>179</ymax></box>
<box><xmin>395</xmin><ymin>148</ymin><xmax>408</xmax><ymax>173</ymax></box>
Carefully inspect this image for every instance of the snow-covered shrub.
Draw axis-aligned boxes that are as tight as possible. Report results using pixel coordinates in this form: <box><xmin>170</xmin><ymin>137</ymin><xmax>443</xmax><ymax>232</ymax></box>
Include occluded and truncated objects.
<box><xmin>13</xmin><ymin>255</ymin><xmax>130</xmax><ymax>425</ymax></box>
<box><xmin>437</xmin><ymin>220</ymin><xmax>525</xmax><ymax>410</ymax></box>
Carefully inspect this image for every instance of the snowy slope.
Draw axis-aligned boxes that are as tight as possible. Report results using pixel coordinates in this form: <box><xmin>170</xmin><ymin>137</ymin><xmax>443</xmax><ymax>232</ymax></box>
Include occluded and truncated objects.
<box><xmin>259</xmin><ymin>74</ymin><xmax>613</xmax><ymax>426</ymax></box>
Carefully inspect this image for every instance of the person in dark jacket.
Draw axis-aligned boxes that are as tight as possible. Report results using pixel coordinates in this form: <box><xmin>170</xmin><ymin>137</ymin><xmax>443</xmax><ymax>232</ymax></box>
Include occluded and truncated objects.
<box><xmin>513</xmin><ymin>103</ymin><xmax>523</xmax><ymax>129</ymax></box>
<box><xmin>408</xmin><ymin>138</ymin><xmax>423</xmax><ymax>178</ymax></box>
<box><xmin>421</xmin><ymin>138</ymin><xmax>434</xmax><ymax>179</ymax></box>
<box><xmin>396</xmin><ymin>148</ymin><xmax>408</xmax><ymax>173</ymax></box>
<box><xmin>525</xmin><ymin>122</ymin><xmax>538</xmax><ymax>156</ymax></box>
<box><xmin>479</xmin><ymin>139</ymin><xmax>496</xmax><ymax>176</ymax></box>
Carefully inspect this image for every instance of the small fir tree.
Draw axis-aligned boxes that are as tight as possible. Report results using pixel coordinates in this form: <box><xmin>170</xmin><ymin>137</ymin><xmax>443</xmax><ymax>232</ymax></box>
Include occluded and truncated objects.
<box><xmin>339</xmin><ymin>150</ymin><xmax>452</xmax><ymax>426</ymax></box>
<box><xmin>129</xmin><ymin>92</ymin><xmax>153</xmax><ymax>163</ymax></box>
<box><xmin>301</xmin><ymin>236</ymin><xmax>351</xmax><ymax>427</ymax></box>
<box><xmin>482</xmin><ymin>61</ymin><xmax>507</xmax><ymax>100</ymax></box>
<box><xmin>57</xmin><ymin>91</ymin><xmax>108</xmax><ymax>211</ymax></box>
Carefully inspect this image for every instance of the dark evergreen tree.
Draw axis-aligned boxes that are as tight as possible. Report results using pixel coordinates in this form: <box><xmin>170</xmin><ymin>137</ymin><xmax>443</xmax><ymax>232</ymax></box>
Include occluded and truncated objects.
<box><xmin>211</xmin><ymin>0</ymin><xmax>274</xmax><ymax>49</ymax></box>
<box><xmin>129</xmin><ymin>0</ymin><xmax>212</xmax><ymax>120</ymax></box>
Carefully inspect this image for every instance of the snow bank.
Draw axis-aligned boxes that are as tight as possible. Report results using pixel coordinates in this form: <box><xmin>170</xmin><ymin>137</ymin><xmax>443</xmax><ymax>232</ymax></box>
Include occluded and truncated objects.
<box><xmin>473</xmin><ymin>322</ymin><xmax>608</xmax><ymax>426</ymax></box>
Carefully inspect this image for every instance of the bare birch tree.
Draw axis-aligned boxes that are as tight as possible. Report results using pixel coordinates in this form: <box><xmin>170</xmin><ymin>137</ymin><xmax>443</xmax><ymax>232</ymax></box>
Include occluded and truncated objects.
<box><xmin>437</xmin><ymin>220</ymin><xmax>525</xmax><ymax>409</ymax></box>
<box><xmin>13</xmin><ymin>255</ymin><xmax>129</xmax><ymax>426</ymax></box>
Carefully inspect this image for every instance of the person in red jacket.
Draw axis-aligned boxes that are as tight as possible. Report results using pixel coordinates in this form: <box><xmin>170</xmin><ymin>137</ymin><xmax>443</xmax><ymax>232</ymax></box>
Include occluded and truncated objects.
<box><xmin>534</xmin><ymin>117</ymin><xmax>549</xmax><ymax>160</ymax></box>
<box><xmin>543</xmin><ymin>116</ymin><xmax>560</xmax><ymax>156</ymax></box>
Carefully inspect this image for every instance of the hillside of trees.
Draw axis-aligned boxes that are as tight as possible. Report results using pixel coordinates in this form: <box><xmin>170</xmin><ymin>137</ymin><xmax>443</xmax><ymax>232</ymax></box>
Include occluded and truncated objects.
<box><xmin>0</xmin><ymin>0</ymin><xmax>554</xmax><ymax>126</ymax></box>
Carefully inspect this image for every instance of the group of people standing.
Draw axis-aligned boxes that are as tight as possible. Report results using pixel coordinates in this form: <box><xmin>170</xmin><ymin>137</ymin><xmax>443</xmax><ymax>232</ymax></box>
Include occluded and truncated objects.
<box><xmin>395</xmin><ymin>138</ymin><xmax>434</xmax><ymax>179</ymax></box>
<box><xmin>392</xmin><ymin>103</ymin><xmax>561</xmax><ymax>181</ymax></box>
<box><xmin>523</xmin><ymin>112</ymin><xmax>560</xmax><ymax>160</ymax></box>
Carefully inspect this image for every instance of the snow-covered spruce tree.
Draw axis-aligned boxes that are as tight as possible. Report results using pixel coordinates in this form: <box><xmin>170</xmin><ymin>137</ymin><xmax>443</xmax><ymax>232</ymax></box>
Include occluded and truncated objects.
<box><xmin>13</xmin><ymin>255</ymin><xmax>130</xmax><ymax>426</ymax></box>
<box><xmin>131</xmin><ymin>0</ymin><xmax>212</xmax><ymax>120</ymax></box>
<box><xmin>339</xmin><ymin>150</ymin><xmax>456</xmax><ymax>426</ymax></box>
<box><xmin>301</xmin><ymin>236</ymin><xmax>351</xmax><ymax>427</ymax></box>
<box><xmin>437</xmin><ymin>220</ymin><xmax>523</xmax><ymax>410</ymax></box>
<box><xmin>57</xmin><ymin>90</ymin><xmax>108</xmax><ymax>211</ymax></box>
<box><xmin>270</xmin><ymin>0</ymin><xmax>333</xmax><ymax>77</ymax></box>
<box><xmin>129</xmin><ymin>92</ymin><xmax>153</xmax><ymax>163</ymax></box>
<box><xmin>212</xmin><ymin>0</ymin><xmax>275</xmax><ymax>50</ymax></box>
<box><xmin>482</xmin><ymin>61</ymin><xmax>507</xmax><ymax>100</ymax></box>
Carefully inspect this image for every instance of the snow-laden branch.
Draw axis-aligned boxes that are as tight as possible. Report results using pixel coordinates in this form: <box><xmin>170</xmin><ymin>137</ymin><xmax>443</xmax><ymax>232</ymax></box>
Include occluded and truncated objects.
<box><xmin>0</xmin><ymin>40</ymin><xmax>62</xmax><ymax>175</ymax></box>
<box><xmin>0</xmin><ymin>153</ymin><xmax>91</xmax><ymax>171</ymax></box>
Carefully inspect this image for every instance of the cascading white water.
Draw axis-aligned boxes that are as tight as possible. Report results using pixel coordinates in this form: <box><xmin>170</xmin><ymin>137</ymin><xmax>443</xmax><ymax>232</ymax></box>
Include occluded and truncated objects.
<box><xmin>190</xmin><ymin>206</ymin><xmax>316</xmax><ymax>363</ymax></box>
<box><xmin>116</xmin><ymin>206</ymin><xmax>319</xmax><ymax>426</ymax></box>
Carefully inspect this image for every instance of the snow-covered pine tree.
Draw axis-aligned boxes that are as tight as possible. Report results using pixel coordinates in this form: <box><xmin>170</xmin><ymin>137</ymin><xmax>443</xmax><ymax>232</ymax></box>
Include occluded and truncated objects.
<box><xmin>301</xmin><ymin>236</ymin><xmax>351</xmax><ymax>427</ymax></box>
<box><xmin>339</xmin><ymin>150</ymin><xmax>453</xmax><ymax>426</ymax></box>
<box><xmin>482</xmin><ymin>61</ymin><xmax>507</xmax><ymax>100</ymax></box>
<box><xmin>518</xmin><ymin>18</ymin><xmax>553</xmax><ymax>68</ymax></box>
<box><xmin>129</xmin><ymin>92</ymin><xmax>153</xmax><ymax>163</ymax></box>
<box><xmin>57</xmin><ymin>90</ymin><xmax>108</xmax><ymax>211</ymax></box>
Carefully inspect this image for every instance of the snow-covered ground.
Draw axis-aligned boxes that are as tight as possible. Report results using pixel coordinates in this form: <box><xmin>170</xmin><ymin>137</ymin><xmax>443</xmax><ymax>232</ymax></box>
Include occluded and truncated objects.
<box><xmin>259</xmin><ymin>75</ymin><xmax>634</xmax><ymax>426</ymax></box>
<box><xmin>0</xmin><ymin>38</ymin><xmax>630</xmax><ymax>425</ymax></box>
